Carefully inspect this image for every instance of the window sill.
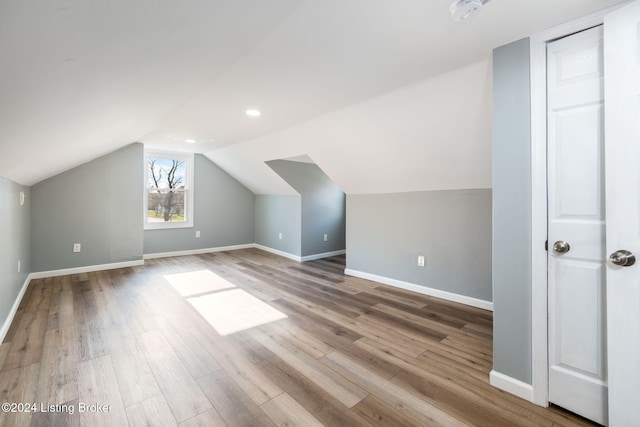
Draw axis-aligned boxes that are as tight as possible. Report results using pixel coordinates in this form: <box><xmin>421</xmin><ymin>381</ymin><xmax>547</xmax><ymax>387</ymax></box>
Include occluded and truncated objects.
<box><xmin>144</xmin><ymin>221</ymin><xmax>194</xmax><ymax>230</ymax></box>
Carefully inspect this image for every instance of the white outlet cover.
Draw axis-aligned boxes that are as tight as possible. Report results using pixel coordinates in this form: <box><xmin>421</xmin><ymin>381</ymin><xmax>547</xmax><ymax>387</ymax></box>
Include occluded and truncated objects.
<box><xmin>73</xmin><ymin>243</ymin><xmax>81</xmax><ymax>253</ymax></box>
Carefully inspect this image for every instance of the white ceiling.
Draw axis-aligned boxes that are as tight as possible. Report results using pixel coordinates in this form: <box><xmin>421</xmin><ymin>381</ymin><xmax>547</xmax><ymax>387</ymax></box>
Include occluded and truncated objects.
<box><xmin>0</xmin><ymin>0</ymin><xmax>626</xmax><ymax>192</ymax></box>
<box><xmin>209</xmin><ymin>58</ymin><xmax>493</xmax><ymax>195</ymax></box>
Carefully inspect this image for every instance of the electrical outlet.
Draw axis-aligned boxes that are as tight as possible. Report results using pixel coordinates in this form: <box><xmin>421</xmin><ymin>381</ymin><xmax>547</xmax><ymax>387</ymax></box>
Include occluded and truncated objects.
<box><xmin>73</xmin><ymin>243</ymin><xmax>81</xmax><ymax>253</ymax></box>
<box><xmin>18</xmin><ymin>259</ymin><xmax>21</xmax><ymax>273</ymax></box>
<box><xmin>278</xmin><ymin>232</ymin><xmax>283</xmax><ymax>240</ymax></box>
<box><xmin>323</xmin><ymin>234</ymin><xmax>328</xmax><ymax>242</ymax></box>
<box><xmin>418</xmin><ymin>255</ymin><xmax>425</xmax><ymax>267</ymax></box>
<box><xmin>195</xmin><ymin>230</ymin><xmax>201</xmax><ymax>238</ymax></box>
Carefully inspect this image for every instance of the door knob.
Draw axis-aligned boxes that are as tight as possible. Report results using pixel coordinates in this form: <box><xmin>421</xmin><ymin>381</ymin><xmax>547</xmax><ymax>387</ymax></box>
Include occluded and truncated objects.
<box><xmin>553</xmin><ymin>240</ymin><xmax>571</xmax><ymax>254</ymax></box>
<box><xmin>609</xmin><ymin>250</ymin><xmax>636</xmax><ymax>267</ymax></box>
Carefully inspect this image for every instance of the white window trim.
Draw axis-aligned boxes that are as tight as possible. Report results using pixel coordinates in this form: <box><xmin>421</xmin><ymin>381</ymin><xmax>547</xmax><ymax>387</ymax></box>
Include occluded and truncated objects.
<box><xmin>144</xmin><ymin>149</ymin><xmax>194</xmax><ymax>230</ymax></box>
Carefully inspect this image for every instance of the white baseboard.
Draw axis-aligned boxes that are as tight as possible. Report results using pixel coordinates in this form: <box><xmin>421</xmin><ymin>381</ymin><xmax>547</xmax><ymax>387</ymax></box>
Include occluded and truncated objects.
<box><xmin>146</xmin><ymin>243</ymin><xmax>345</xmax><ymax>263</ymax></box>
<box><xmin>344</xmin><ymin>268</ymin><xmax>493</xmax><ymax>312</ymax></box>
<box><xmin>490</xmin><ymin>370</ymin><xmax>534</xmax><ymax>403</ymax></box>
<box><xmin>144</xmin><ymin>244</ymin><xmax>255</xmax><ymax>260</ymax></box>
<box><xmin>0</xmin><ymin>273</ymin><xmax>33</xmax><ymax>344</ymax></box>
<box><xmin>300</xmin><ymin>250</ymin><xmax>346</xmax><ymax>262</ymax></box>
<box><xmin>253</xmin><ymin>244</ymin><xmax>302</xmax><ymax>262</ymax></box>
<box><xmin>253</xmin><ymin>245</ymin><xmax>346</xmax><ymax>263</ymax></box>
<box><xmin>29</xmin><ymin>259</ymin><xmax>145</xmax><ymax>280</ymax></box>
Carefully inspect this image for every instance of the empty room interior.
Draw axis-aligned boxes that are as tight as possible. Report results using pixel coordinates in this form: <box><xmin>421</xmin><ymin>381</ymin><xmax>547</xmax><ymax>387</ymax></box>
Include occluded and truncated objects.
<box><xmin>1</xmin><ymin>0</ymin><xmax>639</xmax><ymax>426</ymax></box>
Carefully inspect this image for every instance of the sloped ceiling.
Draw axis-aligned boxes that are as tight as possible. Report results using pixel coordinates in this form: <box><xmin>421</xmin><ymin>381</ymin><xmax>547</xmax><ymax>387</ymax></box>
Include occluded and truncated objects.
<box><xmin>209</xmin><ymin>59</ymin><xmax>492</xmax><ymax>195</ymax></box>
<box><xmin>0</xmin><ymin>0</ymin><xmax>626</xmax><ymax>192</ymax></box>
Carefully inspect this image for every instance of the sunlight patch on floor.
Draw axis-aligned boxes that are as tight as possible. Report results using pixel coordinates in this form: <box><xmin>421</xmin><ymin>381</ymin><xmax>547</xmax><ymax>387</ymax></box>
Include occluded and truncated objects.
<box><xmin>188</xmin><ymin>288</ymin><xmax>287</xmax><ymax>336</ymax></box>
<box><xmin>164</xmin><ymin>269</ymin><xmax>236</xmax><ymax>297</ymax></box>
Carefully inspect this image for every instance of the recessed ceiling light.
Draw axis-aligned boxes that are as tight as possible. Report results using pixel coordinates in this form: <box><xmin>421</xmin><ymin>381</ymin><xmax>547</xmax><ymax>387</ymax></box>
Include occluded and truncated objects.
<box><xmin>246</xmin><ymin>109</ymin><xmax>261</xmax><ymax>117</ymax></box>
<box><xmin>185</xmin><ymin>139</ymin><xmax>197</xmax><ymax>144</ymax></box>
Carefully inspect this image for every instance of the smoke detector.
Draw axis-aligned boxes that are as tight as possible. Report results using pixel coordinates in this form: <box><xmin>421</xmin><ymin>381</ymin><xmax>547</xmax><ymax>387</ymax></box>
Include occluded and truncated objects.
<box><xmin>450</xmin><ymin>0</ymin><xmax>486</xmax><ymax>21</ymax></box>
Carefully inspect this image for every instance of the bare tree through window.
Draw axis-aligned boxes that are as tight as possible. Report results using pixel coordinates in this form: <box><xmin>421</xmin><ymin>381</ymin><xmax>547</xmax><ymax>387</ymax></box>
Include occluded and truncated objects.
<box><xmin>147</xmin><ymin>157</ymin><xmax>186</xmax><ymax>222</ymax></box>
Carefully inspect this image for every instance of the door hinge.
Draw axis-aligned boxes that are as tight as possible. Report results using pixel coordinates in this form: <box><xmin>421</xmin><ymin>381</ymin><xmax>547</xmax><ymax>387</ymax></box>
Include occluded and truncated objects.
<box><xmin>545</xmin><ymin>240</ymin><xmax>548</xmax><ymax>251</ymax></box>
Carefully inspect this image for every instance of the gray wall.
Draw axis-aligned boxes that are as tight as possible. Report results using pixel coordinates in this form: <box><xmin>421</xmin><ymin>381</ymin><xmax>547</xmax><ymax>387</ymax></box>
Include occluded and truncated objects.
<box><xmin>346</xmin><ymin>189</ymin><xmax>492</xmax><ymax>302</ymax></box>
<box><xmin>254</xmin><ymin>195</ymin><xmax>301</xmax><ymax>256</ymax></box>
<box><xmin>0</xmin><ymin>177</ymin><xmax>30</xmax><ymax>336</ymax></box>
<box><xmin>144</xmin><ymin>154</ymin><xmax>255</xmax><ymax>254</ymax></box>
<box><xmin>266</xmin><ymin>160</ymin><xmax>346</xmax><ymax>257</ymax></box>
<box><xmin>31</xmin><ymin>143</ymin><xmax>144</xmax><ymax>271</ymax></box>
<box><xmin>492</xmin><ymin>38</ymin><xmax>532</xmax><ymax>384</ymax></box>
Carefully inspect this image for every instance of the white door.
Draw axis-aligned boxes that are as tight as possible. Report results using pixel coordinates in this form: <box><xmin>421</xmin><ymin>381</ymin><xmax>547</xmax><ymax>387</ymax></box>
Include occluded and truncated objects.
<box><xmin>547</xmin><ymin>26</ymin><xmax>608</xmax><ymax>425</ymax></box>
<box><xmin>604</xmin><ymin>1</ymin><xmax>640</xmax><ymax>425</ymax></box>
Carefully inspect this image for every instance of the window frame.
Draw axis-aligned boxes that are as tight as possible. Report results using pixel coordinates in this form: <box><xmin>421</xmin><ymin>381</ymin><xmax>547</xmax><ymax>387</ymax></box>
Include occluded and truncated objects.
<box><xmin>143</xmin><ymin>149</ymin><xmax>194</xmax><ymax>230</ymax></box>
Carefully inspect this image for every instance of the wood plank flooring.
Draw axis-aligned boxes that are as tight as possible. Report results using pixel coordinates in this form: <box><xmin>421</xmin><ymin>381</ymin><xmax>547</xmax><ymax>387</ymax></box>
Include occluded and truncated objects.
<box><xmin>0</xmin><ymin>249</ymin><xmax>597</xmax><ymax>426</ymax></box>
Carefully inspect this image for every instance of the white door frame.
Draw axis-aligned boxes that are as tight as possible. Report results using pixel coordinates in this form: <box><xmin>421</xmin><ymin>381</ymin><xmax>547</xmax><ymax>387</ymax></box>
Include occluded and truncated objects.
<box><xmin>529</xmin><ymin>2</ymin><xmax>630</xmax><ymax>407</ymax></box>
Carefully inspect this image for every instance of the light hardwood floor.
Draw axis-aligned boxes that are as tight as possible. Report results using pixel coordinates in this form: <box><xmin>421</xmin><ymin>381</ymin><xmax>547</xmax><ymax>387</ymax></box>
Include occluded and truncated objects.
<box><xmin>0</xmin><ymin>249</ymin><xmax>596</xmax><ymax>426</ymax></box>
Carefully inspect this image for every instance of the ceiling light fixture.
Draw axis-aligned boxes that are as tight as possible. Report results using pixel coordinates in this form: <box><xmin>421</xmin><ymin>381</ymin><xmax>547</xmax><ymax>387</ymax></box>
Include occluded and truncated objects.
<box><xmin>185</xmin><ymin>139</ymin><xmax>197</xmax><ymax>144</ymax></box>
<box><xmin>450</xmin><ymin>0</ymin><xmax>487</xmax><ymax>21</ymax></box>
<box><xmin>246</xmin><ymin>109</ymin><xmax>261</xmax><ymax>117</ymax></box>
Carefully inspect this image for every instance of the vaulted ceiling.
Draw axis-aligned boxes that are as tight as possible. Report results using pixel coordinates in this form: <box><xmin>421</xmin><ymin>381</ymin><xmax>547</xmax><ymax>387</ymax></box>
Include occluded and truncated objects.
<box><xmin>0</xmin><ymin>0</ymin><xmax>625</xmax><ymax>193</ymax></box>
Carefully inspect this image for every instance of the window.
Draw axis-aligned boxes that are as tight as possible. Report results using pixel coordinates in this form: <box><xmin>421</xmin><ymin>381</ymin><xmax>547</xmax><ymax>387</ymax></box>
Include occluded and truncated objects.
<box><xmin>144</xmin><ymin>150</ymin><xmax>194</xmax><ymax>229</ymax></box>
